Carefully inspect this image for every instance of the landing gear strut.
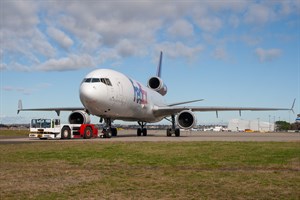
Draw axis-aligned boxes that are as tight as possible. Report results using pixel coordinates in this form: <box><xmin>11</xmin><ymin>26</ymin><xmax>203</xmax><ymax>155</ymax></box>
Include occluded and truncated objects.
<box><xmin>137</xmin><ymin>121</ymin><xmax>147</xmax><ymax>136</ymax></box>
<box><xmin>101</xmin><ymin>118</ymin><xmax>117</xmax><ymax>138</ymax></box>
<box><xmin>166</xmin><ymin>115</ymin><xmax>180</xmax><ymax>137</ymax></box>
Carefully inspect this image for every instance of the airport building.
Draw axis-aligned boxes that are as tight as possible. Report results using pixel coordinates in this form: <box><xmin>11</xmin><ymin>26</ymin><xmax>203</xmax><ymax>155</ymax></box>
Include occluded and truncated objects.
<box><xmin>296</xmin><ymin>114</ymin><xmax>300</xmax><ymax>123</ymax></box>
<box><xmin>228</xmin><ymin>119</ymin><xmax>274</xmax><ymax>132</ymax></box>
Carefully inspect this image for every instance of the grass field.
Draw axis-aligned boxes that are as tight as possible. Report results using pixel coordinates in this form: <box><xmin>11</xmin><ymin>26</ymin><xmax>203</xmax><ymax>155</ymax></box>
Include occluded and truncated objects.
<box><xmin>0</xmin><ymin>129</ymin><xmax>29</xmax><ymax>137</ymax></box>
<box><xmin>0</xmin><ymin>138</ymin><xmax>299</xmax><ymax>200</ymax></box>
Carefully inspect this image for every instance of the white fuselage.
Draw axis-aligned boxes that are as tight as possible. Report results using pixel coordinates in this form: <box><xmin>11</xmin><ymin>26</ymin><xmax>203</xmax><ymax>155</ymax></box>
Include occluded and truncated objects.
<box><xmin>79</xmin><ymin>69</ymin><xmax>166</xmax><ymax>122</ymax></box>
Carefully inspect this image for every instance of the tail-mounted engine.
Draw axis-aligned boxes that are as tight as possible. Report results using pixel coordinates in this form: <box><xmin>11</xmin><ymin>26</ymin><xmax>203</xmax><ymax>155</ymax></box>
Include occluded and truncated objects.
<box><xmin>176</xmin><ymin>110</ymin><xmax>197</xmax><ymax>129</ymax></box>
<box><xmin>147</xmin><ymin>76</ymin><xmax>167</xmax><ymax>96</ymax></box>
<box><xmin>68</xmin><ymin>110</ymin><xmax>91</xmax><ymax>124</ymax></box>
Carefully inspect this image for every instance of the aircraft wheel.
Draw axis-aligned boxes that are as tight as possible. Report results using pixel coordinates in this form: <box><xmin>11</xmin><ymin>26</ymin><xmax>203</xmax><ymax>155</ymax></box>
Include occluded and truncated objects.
<box><xmin>84</xmin><ymin>126</ymin><xmax>92</xmax><ymax>139</ymax></box>
<box><xmin>137</xmin><ymin>128</ymin><xmax>142</xmax><ymax>136</ymax></box>
<box><xmin>61</xmin><ymin>126</ymin><xmax>71</xmax><ymax>139</ymax></box>
<box><xmin>105</xmin><ymin>131</ymin><xmax>112</xmax><ymax>138</ymax></box>
<box><xmin>107</xmin><ymin>132</ymin><xmax>112</xmax><ymax>138</ymax></box>
<box><xmin>111</xmin><ymin>128</ymin><xmax>118</xmax><ymax>137</ymax></box>
<box><xmin>102</xmin><ymin>129</ymin><xmax>112</xmax><ymax>138</ymax></box>
<box><xmin>175</xmin><ymin>128</ymin><xmax>180</xmax><ymax>137</ymax></box>
<box><xmin>142</xmin><ymin>128</ymin><xmax>147</xmax><ymax>136</ymax></box>
<box><xmin>166</xmin><ymin>129</ymin><xmax>172</xmax><ymax>137</ymax></box>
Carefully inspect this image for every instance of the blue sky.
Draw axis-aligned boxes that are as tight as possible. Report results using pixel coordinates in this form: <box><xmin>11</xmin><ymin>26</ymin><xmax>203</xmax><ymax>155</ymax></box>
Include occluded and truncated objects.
<box><xmin>1</xmin><ymin>0</ymin><xmax>299</xmax><ymax>125</ymax></box>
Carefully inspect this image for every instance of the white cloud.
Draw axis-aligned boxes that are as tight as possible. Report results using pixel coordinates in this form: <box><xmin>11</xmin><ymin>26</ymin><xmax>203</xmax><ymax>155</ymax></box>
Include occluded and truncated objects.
<box><xmin>0</xmin><ymin>63</ymin><xmax>8</xmax><ymax>71</ymax></box>
<box><xmin>2</xmin><ymin>86</ymin><xmax>34</xmax><ymax>95</ymax></box>
<box><xmin>156</xmin><ymin>42</ymin><xmax>204</xmax><ymax>59</ymax></box>
<box><xmin>213</xmin><ymin>47</ymin><xmax>228</xmax><ymax>61</ymax></box>
<box><xmin>255</xmin><ymin>48</ymin><xmax>282</xmax><ymax>62</ymax></box>
<box><xmin>116</xmin><ymin>39</ymin><xmax>139</xmax><ymax>57</ymax></box>
<box><xmin>228</xmin><ymin>15</ymin><xmax>240</xmax><ymax>28</ymax></box>
<box><xmin>1</xmin><ymin>1</ymin><xmax>56</xmax><ymax>67</ymax></box>
<box><xmin>0</xmin><ymin>0</ymin><xmax>38</xmax><ymax>31</ymax></box>
<box><xmin>196</xmin><ymin>17</ymin><xmax>223</xmax><ymax>33</ymax></box>
<box><xmin>2</xmin><ymin>86</ymin><xmax>14</xmax><ymax>91</ymax></box>
<box><xmin>1</xmin><ymin>1</ymin><xmax>299</xmax><ymax>72</ymax></box>
<box><xmin>241</xmin><ymin>35</ymin><xmax>262</xmax><ymax>46</ymax></box>
<box><xmin>2</xmin><ymin>83</ymin><xmax>52</xmax><ymax>95</ymax></box>
<box><xmin>10</xmin><ymin>63</ymin><xmax>32</xmax><ymax>72</ymax></box>
<box><xmin>47</xmin><ymin>27</ymin><xmax>74</xmax><ymax>49</ymax></box>
<box><xmin>244</xmin><ymin>4</ymin><xmax>275</xmax><ymax>25</ymax></box>
<box><xmin>167</xmin><ymin>19</ymin><xmax>194</xmax><ymax>38</ymax></box>
<box><xmin>277</xmin><ymin>0</ymin><xmax>300</xmax><ymax>16</ymax></box>
<box><xmin>35</xmin><ymin>54</ymin><xmax>95</xmax><ymax>71</ymax></box>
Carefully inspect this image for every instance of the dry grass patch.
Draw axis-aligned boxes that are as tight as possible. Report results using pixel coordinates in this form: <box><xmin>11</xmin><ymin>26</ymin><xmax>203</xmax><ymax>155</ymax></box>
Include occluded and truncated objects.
<box><xmin>0</xmin><ymin>141</ymin><xmax>299</xmax><ymax>199</ymax></box>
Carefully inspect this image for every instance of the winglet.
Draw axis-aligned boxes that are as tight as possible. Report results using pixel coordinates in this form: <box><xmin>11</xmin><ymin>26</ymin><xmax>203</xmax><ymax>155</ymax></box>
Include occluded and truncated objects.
<box><xmin>290</xmin><ymin>98</ymin><xmax>296</xmax><ymax>114</ymax></box>
<box><xmin>17</xmin><ymin>100</ymin><xmax>23</xmax><ymax>114</ymax></box>
<box><xmin>156</xmin><ymin>51</ymin><xmax>163</xmax><ymax>78</ymax></box>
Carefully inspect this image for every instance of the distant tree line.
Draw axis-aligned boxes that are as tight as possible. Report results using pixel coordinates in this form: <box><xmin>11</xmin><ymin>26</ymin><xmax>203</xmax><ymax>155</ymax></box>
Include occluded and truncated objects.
<box><xmin>275</xmin><ymin>121</ymin><xmax>300</xmax><ymax>131</ymax></box>
<box><xmin>0</xmin><ymin>124</ymin><xmax>9</xmax><ymax>128</ymax></box>
<box><xmin>0</xmin><ymin>124</ymin><xmax>30</xmax><ymax>129</ymax></box>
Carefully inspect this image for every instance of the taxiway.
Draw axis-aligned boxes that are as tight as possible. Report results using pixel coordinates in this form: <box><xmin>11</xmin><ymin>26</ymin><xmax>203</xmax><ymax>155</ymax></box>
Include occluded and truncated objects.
<box><xmin>0</xmin><ymin>130</ymin><xmax>299</xmax><ymax>144</ymax></box>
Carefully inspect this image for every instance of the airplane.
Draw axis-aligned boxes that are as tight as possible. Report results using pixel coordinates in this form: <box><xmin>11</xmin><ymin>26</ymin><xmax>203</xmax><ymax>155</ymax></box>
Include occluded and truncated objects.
<box><xmin>18</xmin><ymin>52</ymin><xmax>295</xmax><ymax>138</ymax></box>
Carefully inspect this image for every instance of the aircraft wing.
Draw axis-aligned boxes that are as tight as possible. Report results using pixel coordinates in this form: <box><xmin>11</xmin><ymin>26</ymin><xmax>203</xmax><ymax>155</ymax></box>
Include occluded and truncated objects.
<box><xmin>17</xmin><ymin>100</ymin><xmax>84</xmax><ymax>116</ymax></box>
<box><xmin>153</xmin><ymin>105</ymin><xmax>293</xmax><ymax>118</ymax></box>
<box><xmin>167</xmin><ymin>99</ymin><xmax>204</xmax><ymax>106</ymax></box>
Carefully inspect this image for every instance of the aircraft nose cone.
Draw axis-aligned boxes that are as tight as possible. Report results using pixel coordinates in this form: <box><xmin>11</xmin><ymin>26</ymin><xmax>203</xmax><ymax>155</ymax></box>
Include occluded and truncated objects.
<box><xmin>80</xmin><ymin>84</ymin><xmax>97</xmax><ymax>106</ymax></box>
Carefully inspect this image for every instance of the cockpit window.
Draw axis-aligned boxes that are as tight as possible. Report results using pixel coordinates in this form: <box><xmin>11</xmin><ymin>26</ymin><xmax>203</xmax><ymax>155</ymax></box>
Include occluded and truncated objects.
<box><xmin>82</xmin><ymin>77</ymin><xmax>112</xmax><ymax>86</ymax></box>
<box><xmin>91</xmin><ymin>78</ymin><xmax>100</xmax><ymax>83</ymax></box>
<box><xmin>84</xmin><ymin>78</ymin><xmax>92</xmax><ymax>83</ymax></box>
<box><xmin>105</xmin><ymin>78</ymin><xmax>112</xmax><ymax>86</ymax></box>
<box><xmin>100</xmin><ymin>78</ymin><xmax>112</xmax><ymax>86</ymax></box>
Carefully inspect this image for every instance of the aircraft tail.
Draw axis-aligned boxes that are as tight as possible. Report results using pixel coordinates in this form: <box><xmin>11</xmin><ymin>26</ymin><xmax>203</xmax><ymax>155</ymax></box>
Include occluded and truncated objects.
<box><xmin>156</xmin><ymin>51</ymin><xmax>163</xmax><ymax>78</ymax></box>
<box><xmin>147</xmin><ymin>51</ymin><xmax>167</xmax><ymax>95</ymax></box>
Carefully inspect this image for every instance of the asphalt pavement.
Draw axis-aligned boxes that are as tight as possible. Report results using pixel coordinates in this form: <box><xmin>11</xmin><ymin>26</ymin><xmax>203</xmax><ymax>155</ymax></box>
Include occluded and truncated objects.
<box><xmin>1</xmin><ymin>130</ymin><xmax>299</xmax><ymax>144</ymax></box>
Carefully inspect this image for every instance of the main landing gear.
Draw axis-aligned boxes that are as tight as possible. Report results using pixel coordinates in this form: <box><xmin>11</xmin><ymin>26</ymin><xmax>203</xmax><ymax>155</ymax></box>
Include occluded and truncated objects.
<box><xmin>137</xmin><ymin>121</ymin><xmax>147</xmax><ymax>136</ymax></box>
<box><xmin>100</xmin><ymin>117</ymin><xmax>180</xmax><ymax>138</ymax></box>
<box><xmin>101</xmin><ymin>118</ymin><xmax>117</xmax><ymax>138</ymax></box>
<box><xmin>166</xmin><ymin>115</ymin><xmax>180</xmax><ymax>137</ymax></box>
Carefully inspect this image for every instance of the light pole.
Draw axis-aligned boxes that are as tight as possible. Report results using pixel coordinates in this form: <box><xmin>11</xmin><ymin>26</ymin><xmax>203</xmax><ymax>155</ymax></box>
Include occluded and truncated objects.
<box><xmin>269</xmin><ymin>115</ymin><xmax>271</xmax><ymax>132</ymax></box>
<box><xmin>273</xmin><ymin>116</ymin><xmax>276</xmax><ymax>132</ymax></box>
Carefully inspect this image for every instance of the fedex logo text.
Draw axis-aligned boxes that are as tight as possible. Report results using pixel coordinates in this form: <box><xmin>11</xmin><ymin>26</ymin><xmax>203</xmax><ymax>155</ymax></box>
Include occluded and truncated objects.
<box><xmin>130</xmin><ymin>79</ymin><xmax>148</xmax><ymax>104</ymax></box>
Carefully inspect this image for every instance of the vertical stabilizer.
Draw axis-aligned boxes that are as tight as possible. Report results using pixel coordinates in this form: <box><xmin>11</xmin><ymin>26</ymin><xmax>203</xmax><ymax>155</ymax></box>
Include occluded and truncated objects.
<box><xmin>156</xmin><ymin>51</ymin><xmax>163</xmax><ymax>78</ymax></box>
<box><xmin>148</xmin><ymin>51</ymin><xmax>167</xmax><ymax>96</ymax></box>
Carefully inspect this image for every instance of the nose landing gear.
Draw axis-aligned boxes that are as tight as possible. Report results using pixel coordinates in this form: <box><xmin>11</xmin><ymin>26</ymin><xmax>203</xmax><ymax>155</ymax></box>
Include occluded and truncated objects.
<box><xmin>101</xmin><ymin>118</ymin><xmax>118</xmax><ymax>138</ymax></box>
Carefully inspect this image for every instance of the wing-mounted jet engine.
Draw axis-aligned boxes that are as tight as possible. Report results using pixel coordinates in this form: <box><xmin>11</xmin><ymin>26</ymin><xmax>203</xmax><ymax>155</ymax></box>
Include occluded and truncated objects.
<box><xmin>176</xmin><ymin>110</ymin><xmax>197</xmax><ymax>129</ymax></box>
<box><xmin>68</xmin><ymin>110</ymin><xmax>91</xmax><ymax>124</ymax></box>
